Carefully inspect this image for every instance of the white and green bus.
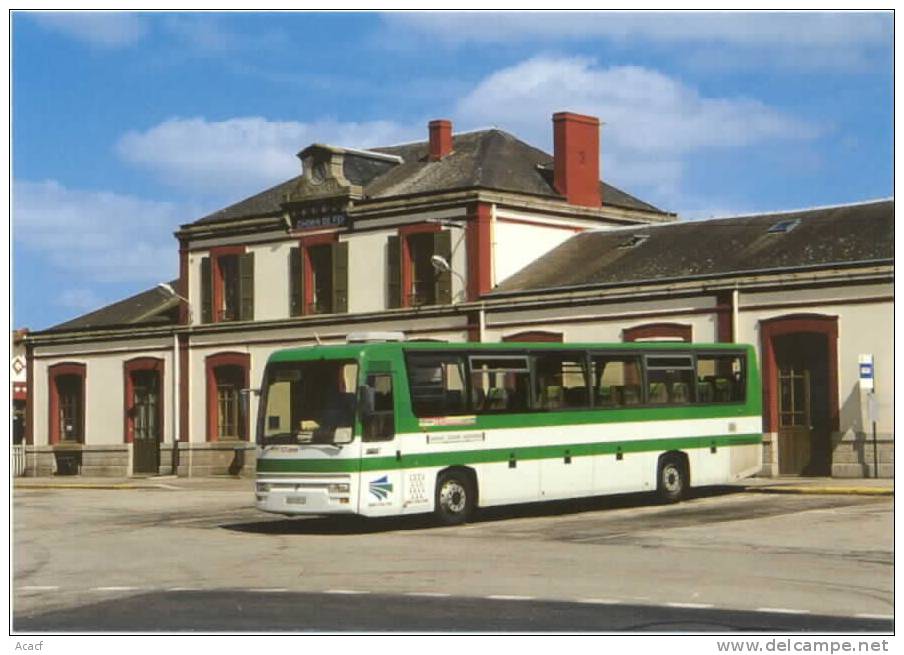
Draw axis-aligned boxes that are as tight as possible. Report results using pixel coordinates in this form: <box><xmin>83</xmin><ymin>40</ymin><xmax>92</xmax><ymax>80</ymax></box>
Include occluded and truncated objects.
<box><xmin>254</xmin><ymin>336</ymin><xmax>762</xmax><ymax>524</ymax></box>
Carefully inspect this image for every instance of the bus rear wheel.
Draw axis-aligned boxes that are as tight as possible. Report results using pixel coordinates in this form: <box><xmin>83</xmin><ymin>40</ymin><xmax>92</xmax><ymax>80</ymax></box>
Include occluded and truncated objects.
<box><xmin>435</xmin><ymin>470</ymin><xmax>475</xmax><ymax>525</ymax></box>
<box><xmin>657</xmin><ymin>456</ymin><xmax>687</xmax><ymax>504</ymax></box>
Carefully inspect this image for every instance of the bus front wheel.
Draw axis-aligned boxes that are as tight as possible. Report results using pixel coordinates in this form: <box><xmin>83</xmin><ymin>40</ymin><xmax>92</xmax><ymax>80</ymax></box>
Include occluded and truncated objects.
<box><xmin>435</xmin><ymin>470</ymin><xmax>475</xmax><ymax>525</ymax></box>
<box><xmin>657</xmin><ymin>456</ymin><xmax>687</xmax><ymax>504</ymax></box>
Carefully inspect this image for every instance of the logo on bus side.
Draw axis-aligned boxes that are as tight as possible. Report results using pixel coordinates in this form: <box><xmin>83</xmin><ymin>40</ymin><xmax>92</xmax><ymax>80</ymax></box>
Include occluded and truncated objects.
<box><xmin>369</xmin><ymin>475</ymin><xmax>393</xmax><ymax>501</ymax></box>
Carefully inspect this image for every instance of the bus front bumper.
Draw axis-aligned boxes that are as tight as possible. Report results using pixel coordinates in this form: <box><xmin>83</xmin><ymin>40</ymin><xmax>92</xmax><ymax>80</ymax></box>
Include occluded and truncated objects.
<box><xmin>255</xmin><ymin>476</ymin><xmax>357</xmax><ymax>515</ymax></box>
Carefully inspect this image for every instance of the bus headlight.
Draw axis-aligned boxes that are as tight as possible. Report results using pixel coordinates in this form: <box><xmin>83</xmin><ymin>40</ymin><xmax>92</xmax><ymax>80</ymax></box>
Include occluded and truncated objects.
<box><xmin>257</xmin><ymin>482</ymin><xmax>271</xmax><ymax>493</ymax></box>
<box><xmin>328</xmin><ymin>483</ymin><xmax>350</xmax><ymax>494</ymax></box>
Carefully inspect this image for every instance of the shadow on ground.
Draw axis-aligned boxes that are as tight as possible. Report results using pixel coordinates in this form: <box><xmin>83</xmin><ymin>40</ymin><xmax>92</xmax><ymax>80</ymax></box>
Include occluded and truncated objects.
<box><xmin>221</xmin><ymin>486</ymin><xmax>743</xmax><ymax>535</ymax></box>
<box><xmin>14</xmin><ymin>589</ymin><xmax>893</xmax><ymax>633</ymax></box>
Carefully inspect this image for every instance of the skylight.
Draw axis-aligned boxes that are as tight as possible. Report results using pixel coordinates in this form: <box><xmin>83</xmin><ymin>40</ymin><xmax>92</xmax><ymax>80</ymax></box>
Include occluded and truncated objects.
<box><xmin>768</xmin><ymin>219</ymin><xmax>801</xmax><ymax>234</ymax></box>
<box><xmin>618</xmin><ymin>234</ymin><xmax>650</xmax><ymax>249</ymax></box>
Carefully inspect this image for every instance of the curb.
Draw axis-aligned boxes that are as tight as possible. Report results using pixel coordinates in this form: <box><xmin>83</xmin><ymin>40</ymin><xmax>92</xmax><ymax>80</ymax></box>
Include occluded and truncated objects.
<box><xmin>745</xmin><ymin>485</ymin><xmax>892</xmax><ymax>496</ymax></box>
<box><xmin>14</xmin><ymin>483</ymin><xmax>170</xmax><ymax>491</ymax></box>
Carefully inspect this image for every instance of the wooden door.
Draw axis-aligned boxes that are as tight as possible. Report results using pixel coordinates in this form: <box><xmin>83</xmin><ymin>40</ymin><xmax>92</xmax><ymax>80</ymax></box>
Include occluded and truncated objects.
<box><xmin>777</xmin><ymin>366</ymin><xmax>811</xmax><ymax>474</ymax></box>
<box><xmin>774</xmin><ymin>332</ymin><xmax>831</xmax><ymax>476</ymax></box>
<box><xmin>131</xmin><ymin>370</ymin><xmax>160</xmax><ymax>474</ymax></box>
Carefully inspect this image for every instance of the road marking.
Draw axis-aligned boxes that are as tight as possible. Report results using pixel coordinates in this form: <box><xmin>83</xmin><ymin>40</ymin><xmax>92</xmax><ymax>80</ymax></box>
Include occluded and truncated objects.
<box><xmin>577</xmin><ymin>598</ymin><xmax>622</xmax><ymax>605</ymax></box>
<box><xmin>486</xmin><ymin>595</ymin><xmax>534</xmax><ymax>601</ymax></box>
<box><xmin>855</xmin><ymin>613</ymin><xmax>893</xmax><ymax>620</ymax></box>
<box><xmin>248</xmin><ymin>588</ymin><xmax>290</xmax><ymax>593</ymax></box>
<box><xmin>405</xmin><ymin>592</ymin><xmax>451</xmax><ymax>598</ymax></box>
<box><xmin>324</xmin><ymin>589</ymin><xmax>370</xmax><ymax>595</ymax></box>
<box><xmin>92</xmin><ymin>586</ymin><xmax>140</xmax><ymax>592</ymax></box>
<box><xmin>666</xmin><ymin>602</ymin><xmax>715</xmax><ymax>609</ymax></box>
<box><xmin>167</xmin><ymin>587</ymin><xmax>201</xmax><ymax>592</ymax></box>
<box><xmin>756</xmin><ymin>607</ymin><xmax>811</xmax><ymax>615</ymax></box>
<box><xmin>19</xmin><ymin>586</ymin><xmax>60</xmax><ymax>592</ymax></box>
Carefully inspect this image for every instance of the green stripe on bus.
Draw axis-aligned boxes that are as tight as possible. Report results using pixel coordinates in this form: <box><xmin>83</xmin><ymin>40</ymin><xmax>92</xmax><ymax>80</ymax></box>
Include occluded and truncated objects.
<box><xmin>256</xmin><ymin>432</ymin><xmax>762</xmax><ymax>474</ymax></box>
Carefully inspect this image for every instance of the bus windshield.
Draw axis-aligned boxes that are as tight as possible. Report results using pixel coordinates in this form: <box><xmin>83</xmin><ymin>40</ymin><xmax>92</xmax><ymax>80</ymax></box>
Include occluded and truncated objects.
<box><xmin>257</xmin><ymin>360</ymin><xmax>358</xmax><ymax>446</ymax></box>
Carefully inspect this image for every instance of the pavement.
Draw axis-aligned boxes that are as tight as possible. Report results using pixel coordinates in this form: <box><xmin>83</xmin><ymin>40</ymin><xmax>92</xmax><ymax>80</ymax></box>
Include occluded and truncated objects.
<box><xmin>12</xmin><ymin>474</ymin><xmax>893</xmax><ymax>495</ymax></box>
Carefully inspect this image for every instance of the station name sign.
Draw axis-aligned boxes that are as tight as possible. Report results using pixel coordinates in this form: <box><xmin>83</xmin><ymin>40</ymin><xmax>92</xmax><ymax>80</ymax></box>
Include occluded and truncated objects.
<box><xmin>293</xmin><ymin>212</ymin><xmax>348</xmax><ymax>231</ymax></box>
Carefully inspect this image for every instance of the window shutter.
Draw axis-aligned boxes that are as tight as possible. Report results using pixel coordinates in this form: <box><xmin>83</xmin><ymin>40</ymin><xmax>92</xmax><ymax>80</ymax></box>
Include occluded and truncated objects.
<box><xmin>289</xmin><ymin>246</ymin><xmax>302</xmax><ymax>317</ymax></box>
<box><xmin>239</xmin><ymin>251</ymin><xmax>254</xmax><ymax>321</ymax></box>
<box><xmin>433</xmin><ymin>230</ymin><xmax>453</xmax><ymax>304</ymax></box>
<box><xmin>200</xmin><ymin>256</ymin><xmax>212</xmax><ymax>324</ymax></box>
<box><xmin>331</xmin><ymin>241</ymin><xmax>349</xmax><ymax>314</ymax></box>
<box><xmin>387</xmin><ymin>235</ymin><xmax>401</xmax><ymax>309</ymax></box>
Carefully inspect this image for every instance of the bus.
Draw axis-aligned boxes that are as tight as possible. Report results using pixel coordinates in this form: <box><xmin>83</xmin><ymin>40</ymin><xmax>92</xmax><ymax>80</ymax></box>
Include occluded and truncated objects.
<box><xmin>254</xmin><ymin>336</ymin><xmax>762</xmax><ymax>524</ymax></box>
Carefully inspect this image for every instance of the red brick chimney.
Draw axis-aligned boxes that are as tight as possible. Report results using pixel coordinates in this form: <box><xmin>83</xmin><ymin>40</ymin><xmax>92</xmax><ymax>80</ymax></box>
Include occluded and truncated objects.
<box><xmin>553</xmin><ymin>112</ymin><xmax>601</xmax><ymax>207</ymax></box>
<box><xmin>428</xmin><ymin>119</ymin><xmax>453</xmax><ymax>161</ymax></box>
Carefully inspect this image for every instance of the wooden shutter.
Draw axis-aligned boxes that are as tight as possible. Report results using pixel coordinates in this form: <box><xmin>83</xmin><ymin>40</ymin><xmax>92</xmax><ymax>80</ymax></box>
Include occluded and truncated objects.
<box><xmin>387</xmin><ymin>235</ymin><xmax>401</xmax><ymax>309</ymax></box>
<box><xmin>331</xmin><ymin>241</ymin><xmax>349</xmax><ymax>314</ymax></box>
<box><xmin>200</xmin><ymin>256</ymin><xmax>212</xmax><ymax>324</ymax></box>
<box><xmin>239</xmin><ymin>252</ymin><xmax>254</xmax><ymax>321</ymax></box>
<box><xmin>433</xmin><ymin>230</ymin><xmax>453</xmax><ymax>304</ymax></box>
<box><xmin>289</xmin><ymin>246</ymin><xmax>302</xmax><ymax>317</ymax></box>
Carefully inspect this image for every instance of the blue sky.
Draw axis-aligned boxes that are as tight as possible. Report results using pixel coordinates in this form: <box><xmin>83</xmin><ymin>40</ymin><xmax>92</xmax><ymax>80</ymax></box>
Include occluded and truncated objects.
<box><xmin>11</xmin><ymin>11</ymin><xmax>893</xmax><ymax>330</ymax></box>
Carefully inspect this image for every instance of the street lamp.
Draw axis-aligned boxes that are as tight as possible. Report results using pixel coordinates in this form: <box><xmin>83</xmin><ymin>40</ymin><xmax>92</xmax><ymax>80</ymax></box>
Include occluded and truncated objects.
<box><xmin>157</xmin><ymin>282</ymin><xmax>192</xmax><ymax>475</ymax></box>
<box><xmin>430</xmin><ymin>255</ymin><xmax>467</xmax><ymax>301</ymax></box>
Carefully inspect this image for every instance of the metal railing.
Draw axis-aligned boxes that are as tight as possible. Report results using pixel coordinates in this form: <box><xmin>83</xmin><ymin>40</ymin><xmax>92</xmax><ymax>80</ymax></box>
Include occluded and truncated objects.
<box><xmin>11</xmin><ymin>444</ymin><xmax>25</xmax><ymax>477</ymax></box>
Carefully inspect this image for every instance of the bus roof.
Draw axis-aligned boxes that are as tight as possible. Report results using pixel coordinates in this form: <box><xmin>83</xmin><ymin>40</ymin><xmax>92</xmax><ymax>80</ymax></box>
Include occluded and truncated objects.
<box><xmin>266</xmin><ymin>340</ymin><xmax>755</xmax><ymax>364</ymax></box>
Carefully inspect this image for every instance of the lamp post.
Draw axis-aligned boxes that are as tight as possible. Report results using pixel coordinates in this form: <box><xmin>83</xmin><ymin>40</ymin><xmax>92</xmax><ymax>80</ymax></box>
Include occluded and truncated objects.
<box><xmin>157</xmin><ymin>283</ymin><xmax>192</xmax><ymax>475</ymax></box>
<box><xmin>431</xmin><ymin>255</ymin><xmax>484</xmax><ymax>341</ymax></box>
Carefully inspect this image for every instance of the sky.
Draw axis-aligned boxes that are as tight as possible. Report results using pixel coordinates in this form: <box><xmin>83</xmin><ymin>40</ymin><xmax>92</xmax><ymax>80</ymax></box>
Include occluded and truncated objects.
<box><xmin>10</xmin><ymin>10</ymin><xmax>894</xmax><ymax>330</ymax></box>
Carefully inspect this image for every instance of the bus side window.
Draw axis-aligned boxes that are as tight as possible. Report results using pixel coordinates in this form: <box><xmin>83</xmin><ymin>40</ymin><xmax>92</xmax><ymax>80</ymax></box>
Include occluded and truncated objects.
<box><xmin>696</xmin><ymin>354</ymin><xmax>745</xmax><ymax>403</ymax></box>
<box><xmin>532</xmin><ymin>352</ymin><xmax>590</xmax><ymax>410</ymax></box>
<box><xmin>591</xmin><ymin>355</ymin><xmax>642</xmax><ymax>408</ymax></box>
<box><xmin>362</xmin><ymin>374</ymin><xmax>395</xmax><ymax>441</ymax></box>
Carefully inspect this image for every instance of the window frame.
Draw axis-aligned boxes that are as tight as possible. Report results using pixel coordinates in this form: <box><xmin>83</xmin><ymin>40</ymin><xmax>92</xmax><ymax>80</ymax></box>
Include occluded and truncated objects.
<box><xmin>205</xmin><ymin>352</ymin><xmax>250</xmax><ymax>442</ymax></box>
<box><xmin>48</xmin><ymin>362</ymin><xmax>87</xmax><ymax>445</ymax></box>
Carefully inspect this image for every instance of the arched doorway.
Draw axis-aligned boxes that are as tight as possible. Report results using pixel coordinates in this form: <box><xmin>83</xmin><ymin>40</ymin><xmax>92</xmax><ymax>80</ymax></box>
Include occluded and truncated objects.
<box><xmin>760</xmin><ymin>315</ymin><xmax>838</xmax><ymax>476</ymax></box>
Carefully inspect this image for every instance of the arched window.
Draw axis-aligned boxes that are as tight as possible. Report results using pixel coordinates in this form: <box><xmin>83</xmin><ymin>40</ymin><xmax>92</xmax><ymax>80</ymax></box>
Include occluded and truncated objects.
<box><xmin>48</xmin><ymin>362</ymin><xmax>86</xmax><ymax>444</ymax></box>
<box><xmin>205</xmin><ymin>352</ymin><xmax>251</xmax><ymax>441</ymax></box>
<box><xmin>622</xmin><ymin>323</ymin><xmax>692</xmax><ymax>343</ymax></box>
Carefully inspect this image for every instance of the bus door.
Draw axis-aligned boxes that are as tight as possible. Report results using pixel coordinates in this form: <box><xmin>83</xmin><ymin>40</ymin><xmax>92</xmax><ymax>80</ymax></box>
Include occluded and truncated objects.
<box><xmin>358</xmin><ymin>364</ymin><xmax>404</xmax><ymax>516</ymax></box>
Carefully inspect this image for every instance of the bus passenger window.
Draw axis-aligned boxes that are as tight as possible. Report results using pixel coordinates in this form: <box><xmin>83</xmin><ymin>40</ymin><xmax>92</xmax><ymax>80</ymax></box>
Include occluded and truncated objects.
<box><xmin>590</xmin><ymin>355</ymin><xmax>642</xmax><ymax>408</ymax></box>
<box><xmin>405</xmin><ymin>353</ymin><xmax>468</xmax><ymax>417</ymax></box>
<box><xmin>696</xmin><ymin>354</ymin><xmax>745</xmax><ymax>403</ymax></box>
<box><xmin>646</xmin><ymin>356</ymin><xmax>695</xmax><ymax>405</ymax></box>
<box><xmin>469</xmin><ymin>356</ymin><xmax>531</xmax><ymax>414</ymax></box>
<box><xmin>532</xmin><ymin>353</ymin><xmax>589</xmax><ymax>410</ymax></box>
<box><xmin>363</xmin><ymin>374</ymin><xmax>395</xmax><ymax>441</ymax></box>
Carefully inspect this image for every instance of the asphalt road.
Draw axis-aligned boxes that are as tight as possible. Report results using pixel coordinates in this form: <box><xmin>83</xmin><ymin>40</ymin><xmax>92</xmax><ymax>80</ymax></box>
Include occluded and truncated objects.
<box><xmin>14</xmin><ymin>590</ymin><xmax>893</xmax><ymax>633</ymax></box>
<box><xmin>12</xmin><ymin>484</ymin><xmax>894</xmax><ymax>633</ymax></box>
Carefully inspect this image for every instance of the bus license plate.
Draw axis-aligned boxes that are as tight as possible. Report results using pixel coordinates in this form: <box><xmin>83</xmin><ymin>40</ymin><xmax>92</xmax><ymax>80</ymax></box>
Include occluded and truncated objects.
<box><xmin>286</xmin><ymin>496</ymin><xmax>307</xmax><ymax>505</ymax></box>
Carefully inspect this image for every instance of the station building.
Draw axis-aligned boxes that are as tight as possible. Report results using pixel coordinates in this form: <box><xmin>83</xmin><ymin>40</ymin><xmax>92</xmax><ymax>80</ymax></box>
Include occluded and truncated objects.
<box><xmin>20</xmin><ymin>112</ymin><xmax>893</xmax><ymax>479</ymax></box>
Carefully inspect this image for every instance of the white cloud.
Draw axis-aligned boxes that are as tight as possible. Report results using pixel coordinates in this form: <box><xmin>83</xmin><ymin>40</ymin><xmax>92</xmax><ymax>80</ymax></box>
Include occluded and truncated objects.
<box><xmin>386</xmin><ymin>12</ymin><xmax>891</xmax><ymax>72</ymax></box>
<box><xmin>109</xmin><ymin>57</ymin><xmax>819</xmax><ymax>216</ymax></box>
<box><xmin>389</xmin><ymin>11</ymin><xmax>890</xmax><ymax>47</ymax></box>
<box><xmin>13</xmin><ymin>179</ymin><xmax>186</xmax><ymax>284</ymax></box>
<box><xmin>453</xmin><ymin>56</ymin><xmax>820</xmax><ymax>201</ymax></box>
<box><xmin>115</xmin><ymin>116</ymin><xmax>421</xmax><ymax>198</ymax></box>
<box><xmin>29</xmin><ymin>11</ymin><xmax>146</xmax><ymax>48</ymax></box>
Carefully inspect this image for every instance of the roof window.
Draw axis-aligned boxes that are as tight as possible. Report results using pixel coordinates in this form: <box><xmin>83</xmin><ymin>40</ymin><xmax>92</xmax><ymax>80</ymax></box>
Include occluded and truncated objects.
<box><xmin>767</xmin><ymin>219</ymin><xmax>801</xmax><ymax>234</ymax></box>
<box><xmin>618</xmin><ymin>234</ymin><xmax>650</xmax><ymax>249</ymax></box>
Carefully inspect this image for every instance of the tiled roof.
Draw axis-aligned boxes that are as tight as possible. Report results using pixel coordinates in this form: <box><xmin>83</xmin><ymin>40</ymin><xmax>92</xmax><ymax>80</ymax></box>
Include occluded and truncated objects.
<box><xmin>47</xmin><ymin>281</ymin><xmax>180</xmax><ymax>332</ymax></box>
<box><xmin>492</xmin><ymin>200</ymin><xmax>894</xmax><ymax>295</ymax></box>
<box><xmin>190</xmin><ymin>129</ymin><xmax>667</xmax><ymax>226</ymax></box>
